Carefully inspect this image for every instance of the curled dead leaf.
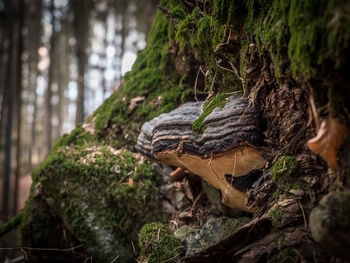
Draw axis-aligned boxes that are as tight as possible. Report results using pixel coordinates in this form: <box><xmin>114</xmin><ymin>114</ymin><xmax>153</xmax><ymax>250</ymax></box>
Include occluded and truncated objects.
<box><xmin>128</xmin><ymin>96</ymin><xmax>145</xmax><ymax>110</ymax></box>
<box><xmin>307</xmin><ymin>117</ymin><xmax>347</xmax><ymax>171</ymax></box>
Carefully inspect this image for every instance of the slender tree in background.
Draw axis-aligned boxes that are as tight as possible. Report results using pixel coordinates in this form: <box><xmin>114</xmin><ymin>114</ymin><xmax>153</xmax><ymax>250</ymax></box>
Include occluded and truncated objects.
<box><xmin>2</xmin><ymin>0</ymin><xmax>14</xmax><ymax>220</ymax></box>
<box><xmin>44</xmin><ymin>0</ymin><xmax>56</xmax><ymax>156</ymax></box>
<box><xmin>113</xmin><ymin>0</ymin><xmax>128</xmax><ymax>84</ymax></box>
<box><xmin>72</xmin><ymin>0</ymin><xmax>91</xmax><ymax>125</ymax></box>
<box><xmin>101</xmin><ymin>2</ymin><xmax>109</xmax><ymax>100</ymax></box>
<box><xmin>27</xmin><ymin>0</ymin><xmax>42</xmax><ymax>170</ymax></box>
<box><xmin>0</xmin><ymin>1</ymin><xmax>8</xmax><ymax>166</ymax></box>
<box><xmin>13</xmin><ymin>0</ymin><xmax>25</xmax><ymax>215</ymax></box>
<box><xmin>56</xmin><ymin>18</ymin><xmax>71</xmax><ymax>139</ymax></box>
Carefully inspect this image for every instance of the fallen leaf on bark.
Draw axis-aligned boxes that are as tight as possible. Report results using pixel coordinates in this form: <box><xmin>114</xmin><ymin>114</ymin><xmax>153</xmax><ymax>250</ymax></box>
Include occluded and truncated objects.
<box><xmin>128</xmin><ymin>96</ymin><xmax>145</xmax><ymax>110</ymax></box>
<box><xmin>307</xmin><ymin>117</ymin><xmax>347</xmax><ymax>171</ymax></box>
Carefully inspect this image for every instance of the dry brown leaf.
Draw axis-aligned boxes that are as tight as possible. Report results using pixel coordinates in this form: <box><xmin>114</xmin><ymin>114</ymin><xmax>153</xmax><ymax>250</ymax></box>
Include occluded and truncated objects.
<box><xmin>128</xmin><ymin>96</ymin><xmax>145</xmax><ymax>110</ymax></box>
<box><xmin>123</xmin><ymin>178</ymin><xmax>134</xmax><ymax>186</ymax></box>
<box><xmin>307</xmin><ymin>117</ymin><xmax>347</xmax><ymax>171</ymax></box>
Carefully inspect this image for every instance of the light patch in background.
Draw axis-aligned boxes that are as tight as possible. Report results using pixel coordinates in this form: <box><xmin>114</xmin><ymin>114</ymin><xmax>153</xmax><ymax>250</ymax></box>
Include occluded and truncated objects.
<box><xmin>121</xmin><ymin>52</ymin><xmax>137</xmax><ymax>75</ymax></box>
<box><xmin>66</xmin><ymin>81</ymin><xmax>78</xmax><ymax>100</ymax></box>
<box><xmin>37</xmin><ymin>76</ymin><xmax>46</xmax><ymax>96</ymax></box>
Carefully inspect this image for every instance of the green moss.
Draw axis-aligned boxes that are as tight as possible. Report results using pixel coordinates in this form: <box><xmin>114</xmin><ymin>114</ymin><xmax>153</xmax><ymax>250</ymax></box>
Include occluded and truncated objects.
<box><xmin>0</xmin><ymin>212</ymin><xmax>23</xmax><ymax>237</ymax></box>
<box><xmin>268</xmin><ymin>205</ymin><xmax>283</xmax><ymax>227</ymax></box>
<box><xmin>139</xmin><ymin>222</ymin><xmax>183</xmax><ymax>263</ymax></box>
<box><xmin>271</xmin><ymin>155</ymin><xmax>298</xmax><ymax>181</ymax></box>
<box><xmin>267</xmin><ymin>247</ymin><xmax>297</xmax><ymax>263</ymax></box>
<box><xmin>245</xmin><ymin>0</ymin><xmax>350</xmax><ymax>79</ymax></box>
<box><xmin>25</xmin><ymin>146</ymin><xmax>168</xmax><ymax>261</ymax></box>
<box><xmin>271</xmin><ymin>155</ymin><xmax>298</xmax><ymax>199</ymax></box>
<box><xmin>192</xmin><ymin>94</ymin><xmax>227</xmax><ymax>133</ymax></box>
<box><xmin>212</xmin><ymin>0</ymin><xmax>246</xmax><ymax>27</ymax></box>
<box><xmin>175</xmin><ymin>7</ymin><xmax>243</xmax><ymax>93</ymax></box>
<box><xmin>50</xmin><ymin>125</ymin><xmax>95</xmax><ymax>154</ymax></box>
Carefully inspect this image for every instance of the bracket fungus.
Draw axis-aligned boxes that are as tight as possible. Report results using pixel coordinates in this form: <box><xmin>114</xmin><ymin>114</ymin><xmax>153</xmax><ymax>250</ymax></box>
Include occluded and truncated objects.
<box><xmin>136</xmin><ymin>95</ymin><xmax>266</xmax><ymax>212</ymax></box>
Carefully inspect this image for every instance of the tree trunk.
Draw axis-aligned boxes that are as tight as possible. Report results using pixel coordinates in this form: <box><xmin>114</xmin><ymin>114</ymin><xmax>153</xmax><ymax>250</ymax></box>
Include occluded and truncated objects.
<box><xmin>113</xmin><ymin>0</ymin><xmax>128</xmax><ymax>84</ymax></box>
<box><xmin>2</xmin><ymin>0</ymin><xmax>14</xmax><ymax>221</ymax></box>
<box><xmin>72</xmin><ymin>0</ymin><xmax>90</xmax><ymax>125</ymax></box>
<box><xmin>13</xmin><ymin>0</ymin><xmax>24</xmax><ymax>215</ymax></box>
<box><xmin>27</xmin><ymin>0</ymin><xmax>42</xmax><ymax>170</ymax></box>
<box><xmin>44</xmin><ymin>0</ymin><xmax>56</xmax><ymax>156</ymax></box>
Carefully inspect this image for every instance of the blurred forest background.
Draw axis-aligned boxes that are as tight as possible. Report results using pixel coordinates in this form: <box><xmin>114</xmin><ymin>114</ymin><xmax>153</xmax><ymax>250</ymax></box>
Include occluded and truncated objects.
<box><xmin>0</xmin><ymin>0</ymin><xmax>158</xmax><ymax>223</ymax></box>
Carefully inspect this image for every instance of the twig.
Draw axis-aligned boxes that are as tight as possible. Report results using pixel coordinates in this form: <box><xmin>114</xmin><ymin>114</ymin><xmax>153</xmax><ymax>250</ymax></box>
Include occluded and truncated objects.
<box><xmin>3</xmin><ymin>255</ymin><xmax>25</xmax><ymax>263</ymax></box>
<box><xmin>228</xmin><ymin>61</ymin><xmax>244</xmax><ymax>83</ymax></box>
<box><xmin>298</xmin><ymin>201</ymin><xmax>307</xmax><ymax>229</ymax></box>
<box><xmin>157</xmin><ymin>228</ymin><xmax>161</xmax><ymax>241</ymax></box>
<box><xmin>20</xmin><ymin>248</ymin><xmax>27</xmax><ymax>261</ymax></box>
<box><xmin>159</xmin><ymin>246</ymin><xmax>184</xmax><ymax>263</ymax></box>
<box><xmin>214</xmin><ymin>27</ymin><xmax>232</xmax><ymax>52</ymax></box>
<box><xmin>216</xmin><ymin>59</ymin><xmax>235</xmax><ymax>74</ymax></box>
<box><xmin>237</xmin><ymin>104</ymin><xmax>251</xmax><ymax>124</ymax></box>
<box><xmin>309</xmin><ymin>92</ymin><xmax>320</xmax><ymax>131</ymax></box>
<box><xmin>157</xmin><ymin>5</ymin><xmax>170</xmax><ymax>15</ymax></box>
<box><xmin>194</xmin><ymin>67</ymin><xmax>201</xmax><ymax>102</ymax></box>
<box><xmin>160</xmin><ymin>253</ymin><xmax>179</xmax><ymax>263</ymax></box>
<box><xmin>110</xmin><ymin>254</ymin><xmax>119</xmax><ymax>263</ymax></box>
<box><xmin>0</xmin><ymin>245</ymin><xmax>83</xmax><ymax>252</ymax></box>
<box><xmin>216</xmin><ymin>59</ymin><xmax>244</xmax><ymax>84</ymax></box>
<box><xmin>191</xmin><ymin>191</ymin><xmax>203</xmax><ymax>212</ymax></box>
<box><xmin>131</xmin><ymin>241</ymin><xmax>136</xmax><ymax>254</ymax></box>
<box><xmin>292</xmin><ymin>248</ymin><xmax>303</xmax><ymax>262</ymax></box>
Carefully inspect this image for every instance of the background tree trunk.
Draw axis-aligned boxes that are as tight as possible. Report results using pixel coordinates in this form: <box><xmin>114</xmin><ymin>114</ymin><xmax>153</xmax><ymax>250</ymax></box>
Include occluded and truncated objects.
<box><xmin>44</xmin><ymin>0</ymin><xmax>56</xmax><ymax>156</ymax></box>
<box><xmin>13</xmin><ymin>0</ymin><xmax>25</xmax><ymax>215</ymax></box>
<box><xmin>72</xmin><ymin>0</ymin><xmax>91</xmax><ymax>125</ymax></box>
<box><xmin>2</xmin><ymin>0</ymin><xmax>14</xmax><ymax>221</ymax></box>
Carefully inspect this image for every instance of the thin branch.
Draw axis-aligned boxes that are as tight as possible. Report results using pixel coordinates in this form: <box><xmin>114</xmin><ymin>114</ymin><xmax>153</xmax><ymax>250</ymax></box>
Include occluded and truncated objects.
<box><xmin>298</xmin><ymin>201</ymin><xmax>307</xmax><ymax>229</ymax></box>
<box><xmin>228</xmin><ymin>61</ymin><xmax>244</xmax><ymax>83</ymax></box>
<box><xmin>110</xmin><ymin>254</ymin><xmax>119</xmax><ymax>263</ymax></box>
<box><xmin>214</xmin><ymin>27</ymin><xmax>231</xmax><ymax>52</ymax></box>
<box><xmin>157</xmin><ymin>5</ymin><xmax>170</xmax><ymax>15</ymax></box>
<box><xmin>0</xmin><ymin>245</ymin><xmax>83</xmax><ymax>252</ymax></box>
<box><xmin>194</xmin><ymin>67</ymin><xmax>201</xmax><ymax>102</ymax></box>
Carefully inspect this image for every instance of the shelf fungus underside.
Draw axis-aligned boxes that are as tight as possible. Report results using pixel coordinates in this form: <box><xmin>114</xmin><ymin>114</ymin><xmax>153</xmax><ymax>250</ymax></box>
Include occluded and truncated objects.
<box><xmin>136</xmin><ymin>95</ymin><xmax>267</xmax><ymax>212</ymax></box>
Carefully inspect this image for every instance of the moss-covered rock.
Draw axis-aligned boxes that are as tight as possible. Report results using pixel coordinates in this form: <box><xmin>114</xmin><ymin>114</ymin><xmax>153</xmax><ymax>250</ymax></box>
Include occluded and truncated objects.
<box><xmin>310</xmin><ymin>191</ymin><xmax>350</xmax><ymax>260</ymax></box>
<box><xmin>175</xmin><ymin>216</ymin><xmax>250</xmax><ymax>257</ymax></box>
<box><xmin>23</xmin><ymin>146</ymin><xmax>169</xmax><ymax>262</ymax></box>
<box><xmin>138</xmin><ymin>222</ymin><xmax>183</xmax><ymax>263</ymax></box>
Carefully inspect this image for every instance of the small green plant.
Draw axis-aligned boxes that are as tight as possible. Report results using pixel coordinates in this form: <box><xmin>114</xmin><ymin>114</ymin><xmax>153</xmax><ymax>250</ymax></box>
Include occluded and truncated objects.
<box><xmin>192</xmin><ymin>94</ymin><xmax>227</xmax><ymax>133</ymax></box>
<box><xmin>271</xmin><ymin>155</ymin><xmax>298</xmax><ymax>182</ymax></box>
<box><xmin>139</xmin><ymin>222</ymin><xmax>183</xmax><ymax>263</ymax></box>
